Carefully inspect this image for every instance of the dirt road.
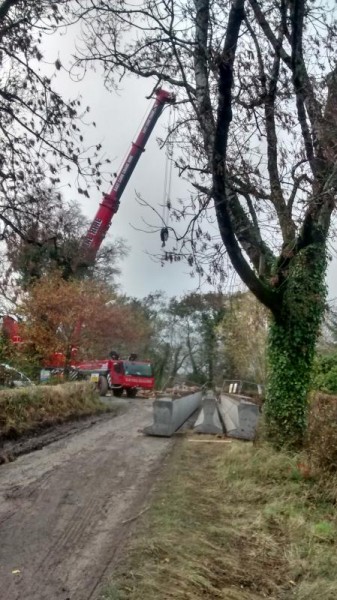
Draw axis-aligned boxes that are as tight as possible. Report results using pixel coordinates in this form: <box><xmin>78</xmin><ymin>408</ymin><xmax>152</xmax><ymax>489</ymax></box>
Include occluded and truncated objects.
<box><xmin>0</xmin><ymin>398</ymin><xmax>172</xmax><ymax>600</ymax></box>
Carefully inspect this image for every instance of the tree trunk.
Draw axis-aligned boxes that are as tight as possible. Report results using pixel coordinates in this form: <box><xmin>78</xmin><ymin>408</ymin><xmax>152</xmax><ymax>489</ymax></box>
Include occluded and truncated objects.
<box><xmin>264</xmin><ymin>243</ymin><xmax>327</xmax><ymax>448</ymax></box>
<box><xmin>166</xmin><ymin>346</ymin><xmax>183</xmax><ymax>388</ymax></box>
<box><xmin>205</xmin><ymin>329</ymin><xmax>215</xmax><ymax>387</ymax></box>
<box><xmin>186</xmin><ymin>331</ymin><xmax>199</xmax><ymax>379</ymax></box>
<box><xmin>63</xmin><ymin>345</ymin><xmax>73</xmax><ymax>381</ymax></box>
<box><xmin>154</xmin><ymin>343</ymin><xmax>171</xmax><ymax>390</ymax></box>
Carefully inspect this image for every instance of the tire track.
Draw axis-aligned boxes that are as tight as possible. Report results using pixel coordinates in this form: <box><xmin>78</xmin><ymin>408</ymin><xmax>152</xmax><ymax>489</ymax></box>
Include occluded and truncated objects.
<box><xmin>0</xmin><ymin>400</ymin><xmax>172</xmax><ymax>600</ymax></box>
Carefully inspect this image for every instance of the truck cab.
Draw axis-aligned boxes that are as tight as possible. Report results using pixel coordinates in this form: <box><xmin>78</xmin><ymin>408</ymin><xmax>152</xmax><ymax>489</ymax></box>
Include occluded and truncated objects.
<box><xmin>75</xmin><ymin>357</ymin><xmax>154</xmax><ymax>397</ymax></box>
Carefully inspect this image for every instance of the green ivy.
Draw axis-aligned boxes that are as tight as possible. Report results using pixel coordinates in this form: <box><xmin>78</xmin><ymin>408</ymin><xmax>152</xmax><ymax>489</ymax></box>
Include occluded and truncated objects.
<box><xmin>264</xmin><ymin>244</ymin><xmax>327</xmax><ymax>448</ymax></box>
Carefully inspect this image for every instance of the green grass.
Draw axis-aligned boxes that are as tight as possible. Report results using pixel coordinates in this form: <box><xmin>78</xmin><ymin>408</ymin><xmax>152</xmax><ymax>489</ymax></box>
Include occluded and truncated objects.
<box><xmin>0</xmin><ymin>381</ymin><xmax>109</xmax><ymax>439</ymax></box>
<box><xmin>102</xmin><ymin>439</ymin><xmax>337</xmax><ymax>600</ymax></box>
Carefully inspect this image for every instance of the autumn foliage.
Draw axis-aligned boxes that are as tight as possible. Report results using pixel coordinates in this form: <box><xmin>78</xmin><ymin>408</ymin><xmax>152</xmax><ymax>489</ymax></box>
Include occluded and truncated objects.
<box><xmin>18</xmin><ymin>271</ymin><xmax>150</xmax><ymax>366</ymax></box>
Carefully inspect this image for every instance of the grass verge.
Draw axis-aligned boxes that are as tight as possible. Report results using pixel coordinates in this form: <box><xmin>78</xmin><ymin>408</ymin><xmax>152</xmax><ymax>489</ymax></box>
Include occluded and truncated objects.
<box><xmin>103</xmin><ymin>439</ymin><xmax>337</xmax><ymax>600</ymax></box>
<box><xmin>0</xmin><ymin>382</ymin><xmax>109</xmax><ymax>439</ymax></box>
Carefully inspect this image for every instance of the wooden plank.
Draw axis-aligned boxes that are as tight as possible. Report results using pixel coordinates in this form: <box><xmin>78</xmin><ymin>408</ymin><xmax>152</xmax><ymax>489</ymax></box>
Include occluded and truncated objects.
<box><xmin>187</xmin><ymin>439</ymin><xmax>232</xmax><ymax>444</ymax></box>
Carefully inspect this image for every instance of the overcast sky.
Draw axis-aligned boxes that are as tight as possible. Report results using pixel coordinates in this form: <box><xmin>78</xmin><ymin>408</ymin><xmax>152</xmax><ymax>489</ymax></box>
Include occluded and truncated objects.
<box><xmin>42</xmin><ymin>24</ymin><xmax>337</xmax><ymax>301</ymax></box>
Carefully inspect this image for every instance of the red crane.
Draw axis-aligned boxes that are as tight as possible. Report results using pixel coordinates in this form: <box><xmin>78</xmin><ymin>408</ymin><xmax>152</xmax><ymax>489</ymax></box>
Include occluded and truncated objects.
<box><xmin>60</xmin><ymin>88</ymin><xmax>176</xmax><ymax>394</ymax></box>
<box><xmin>81</xmin><ymin>88</ymin><xmax>175</xmax><ymax>263</ymax></box>
<box><xmin>3</xmin><ymin>88</ymin><xmax>175</xmax><ymax>343</ymax></box>
<box><xmin>3</xmin><ymin>88</ymin><xmax>175</xmax><ymax>396</ymax></box>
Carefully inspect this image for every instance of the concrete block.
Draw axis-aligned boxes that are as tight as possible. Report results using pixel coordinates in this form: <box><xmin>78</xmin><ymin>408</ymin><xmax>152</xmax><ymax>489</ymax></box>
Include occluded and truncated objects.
<box><xmin>144</xmin><ymin>391</ymin><xmax>202</xmax><ymax>437</ymax></box>
<box><xmin>219</xmin><ymin>394</ymin><xmax>260</xmax><ymax>440</ymax></box>
<box><xmin>194</xmin><ymin>391</ymin><xmax>224</xmax><ymax>435</ymax></box>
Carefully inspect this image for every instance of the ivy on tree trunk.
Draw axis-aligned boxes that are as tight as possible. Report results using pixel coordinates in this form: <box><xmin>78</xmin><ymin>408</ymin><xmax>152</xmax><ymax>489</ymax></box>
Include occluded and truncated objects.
<box><xmin>265</xmin><ymin>244</ymin><xmax>327</xmax><ymax>447</ymax></box>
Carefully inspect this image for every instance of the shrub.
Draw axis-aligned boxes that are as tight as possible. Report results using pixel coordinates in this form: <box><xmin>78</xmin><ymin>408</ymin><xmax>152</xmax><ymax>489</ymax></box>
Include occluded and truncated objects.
<box><xmin>0</xmin><ymin>382</ymin><xmax>105</xmax><ymax>439</ymax></box>
<box><xmin>311</xmin><ymin>353</ymin><xmax>337</xmax><ymax>394</ymax></box>
<box><xmin>307</xmin><ymin>392</ymin><xmax>337</xmax><ymax>472</ymax></box>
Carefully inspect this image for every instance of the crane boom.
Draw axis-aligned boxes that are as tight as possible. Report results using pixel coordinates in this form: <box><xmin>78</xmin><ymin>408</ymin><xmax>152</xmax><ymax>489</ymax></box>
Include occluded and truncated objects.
<box><xmin>81</xmin><ymin>88</ymin><xmax>175</xmax><ymax>261</ymax></box>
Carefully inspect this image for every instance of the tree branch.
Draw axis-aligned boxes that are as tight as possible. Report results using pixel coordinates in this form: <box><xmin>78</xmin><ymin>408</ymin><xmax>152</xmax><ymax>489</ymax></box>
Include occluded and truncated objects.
<box><xmin>212</xmin><ymin>0</ymin><xmax>278</xmax><ymax>312</ymax></box>
<box><xmin>246</xmin><ymin>18</ymin><xmax>295</xmax><ymax>243</ymax></box>
<box><xmin>249</xmin><ymin>0</ymin><xmax>322</xmax><ymax>176</ymax></box>
<box><xmin>194</xmin><ymin>0</ymin><xmax>215</xmax><ymax>154</ymax></box>
<box><xmin>0</xmin><ymin>0</ymin><xmax>18</xmax><ymax>22</ymax></box>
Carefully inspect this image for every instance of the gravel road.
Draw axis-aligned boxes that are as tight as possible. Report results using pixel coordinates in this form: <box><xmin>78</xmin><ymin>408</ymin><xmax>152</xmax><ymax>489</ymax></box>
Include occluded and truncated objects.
<box><xmin>0</xmin><ymin>398</ymin><xmax>172</xmax><ymax>600</ymax></box>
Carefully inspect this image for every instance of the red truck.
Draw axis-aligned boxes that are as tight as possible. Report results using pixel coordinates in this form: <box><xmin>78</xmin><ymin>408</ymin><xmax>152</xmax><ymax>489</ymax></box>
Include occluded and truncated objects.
<box><xmin>75</xmin><ymin>355</ymin><xmax>154</xmax><ymax>397</ymax></box>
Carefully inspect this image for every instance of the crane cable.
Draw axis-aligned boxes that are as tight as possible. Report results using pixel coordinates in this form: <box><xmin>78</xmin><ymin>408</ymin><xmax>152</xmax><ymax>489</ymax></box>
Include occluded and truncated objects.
<box><xmin>160</xmin><ymin>104</ymin><xmax>175</xmax><ymax>248</ymax></box>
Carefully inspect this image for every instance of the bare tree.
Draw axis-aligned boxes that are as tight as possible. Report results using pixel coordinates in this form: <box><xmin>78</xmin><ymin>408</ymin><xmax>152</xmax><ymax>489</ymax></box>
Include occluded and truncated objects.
<box><xmin>0</xmin><ymin>1</ymin><xmax>104</xmax><ymax>242</ymax></box>
<box><xmin>71</xmin><ymin>0</ymin><xmax>337</xmax><ymax>446</ymax></box>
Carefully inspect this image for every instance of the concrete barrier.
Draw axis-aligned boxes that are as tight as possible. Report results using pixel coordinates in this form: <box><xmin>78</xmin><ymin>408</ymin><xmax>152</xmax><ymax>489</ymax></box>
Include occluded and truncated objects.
<box><xmin>219</xmin><ymin>394</ymin><xmax>260</xmax><ymax>440</ymax></box>
<box><xmin>194</xmin><ymin>391</ymin><xmax>223</xmax><ymax>435</ymax></box>
<box><xmin>144</xmin><ymin>391</ymin><xmax>202</xmax><ymax>437</ymax></box>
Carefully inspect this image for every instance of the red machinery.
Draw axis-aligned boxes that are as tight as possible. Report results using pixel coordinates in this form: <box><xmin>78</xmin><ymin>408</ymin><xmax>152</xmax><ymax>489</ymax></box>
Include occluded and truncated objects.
<box><xmin>72</xmin><ymin>89</ymin><xmax>174</xmax><ymax>395</ymax></box>
<box><xmin>2</xmin><ymin>316</ymin><xmax>22</xmax><ymax>345</ymax></box>
<box><xmin>81</xmin><ymin>88</ymin><xmax>175</xmax><ymax>260</ymax></box>
<box><xmin>3</xmin><ymin>89</ymin><xmax>175</xmax><ymax>395</ymax></box>
<box><xmin>75</xmin><ymin>357</ymin><xmax>154</xmax><ymax>397</ymax></box>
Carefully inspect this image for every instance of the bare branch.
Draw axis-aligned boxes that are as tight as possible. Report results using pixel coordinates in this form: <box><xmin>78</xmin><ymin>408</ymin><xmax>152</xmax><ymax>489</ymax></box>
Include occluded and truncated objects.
<box><xmin>212</xmin><ymin>0</ymin><xmax>278</xmax><ymax>311</ymax></box>
<box><xmin>246</xmin><ymin>18</ymin><xmax>295</xmax><ymax>243</ymax></box>
<box><xmin>194</xmin><ymin>0</ymin><xmax>215</xmax><ymax>154</ymax></box>
<box><xmin>0</xmin><ymin>0</ymin><xmax>18</xmax><ymax>22</ymax></box>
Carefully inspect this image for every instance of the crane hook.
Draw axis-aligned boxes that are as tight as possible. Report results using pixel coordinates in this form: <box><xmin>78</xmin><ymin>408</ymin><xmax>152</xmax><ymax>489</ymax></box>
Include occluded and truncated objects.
<box><xmin>160</xmin><ymin>227</ymin><xmax>169</xmax><ymax>247</ymax></box>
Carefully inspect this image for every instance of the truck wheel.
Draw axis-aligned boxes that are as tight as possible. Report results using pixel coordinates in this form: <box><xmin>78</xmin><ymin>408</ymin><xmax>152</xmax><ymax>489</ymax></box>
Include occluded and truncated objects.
<box><xmin>98</xmin><ymin>375</ymin><xmax>108</xmax><ymax>397</ymax></box>
<box><xmin>113</xmin><ymin>388</ymin><xmax>123</xmax><ymax>397</ymax></box>
<box><xmin>126</xmin><ymin>387</ymin><xmax>137</xmax><ymax>398</ymax></box>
